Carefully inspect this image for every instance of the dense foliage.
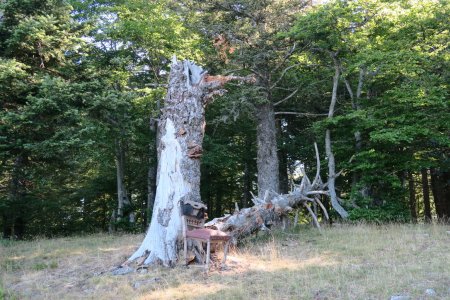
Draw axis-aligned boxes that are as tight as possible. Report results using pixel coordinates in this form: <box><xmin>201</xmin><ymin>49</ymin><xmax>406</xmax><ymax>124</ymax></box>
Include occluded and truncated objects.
<box><xmin>0</xmin><ymin>0</ymin><xmax>448</xmax><ymax>238</ymax></box>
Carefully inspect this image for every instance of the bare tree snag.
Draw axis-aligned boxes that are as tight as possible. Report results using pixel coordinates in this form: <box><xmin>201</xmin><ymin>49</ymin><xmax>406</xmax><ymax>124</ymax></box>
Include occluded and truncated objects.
<box><xmin>325</xmin><ymin>55</ymin><xmax>349</xmax><ymax>219</ymax></box>
<box><xmin>126</xmin><ymin>58</ymin><xmax>253</xmax><ymax>267</ymax></box>
<box><xmin>205</xmin><ymin>143</ymin><xmax>333</xmax><ymax>239</ymax></box>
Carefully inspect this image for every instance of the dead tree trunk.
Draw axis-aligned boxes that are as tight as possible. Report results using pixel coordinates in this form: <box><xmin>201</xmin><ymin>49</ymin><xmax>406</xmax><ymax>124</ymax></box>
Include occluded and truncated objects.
<box><xmin>127</xmin><ymin>58</ymin><xmax>254</xmax><ymax>266</ymax></box>
<box><xmin>206</xmin><ymin>142</ymin><xmax>331</xmax><ymax>238</ymax></box>
<box><xmin>128</xmin><ymin>59</ymin><xmax>206</xmax><ymax>266</ymax></box>
<box><xmin>408</xmin><ymin>171</ymin><xmax>417</xmax><ymax>223</ymax></box>
<box><xmin>325</xmin><ymin>55</ymin><xmax>349</xmax><ymax>219</ymax></box>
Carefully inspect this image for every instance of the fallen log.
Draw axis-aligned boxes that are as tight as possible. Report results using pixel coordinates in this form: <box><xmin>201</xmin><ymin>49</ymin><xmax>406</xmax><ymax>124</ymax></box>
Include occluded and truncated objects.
<box><xmin>205</xmin><ymin>143</ymin><xmax>334</xmax><ymax>241</ymax></box>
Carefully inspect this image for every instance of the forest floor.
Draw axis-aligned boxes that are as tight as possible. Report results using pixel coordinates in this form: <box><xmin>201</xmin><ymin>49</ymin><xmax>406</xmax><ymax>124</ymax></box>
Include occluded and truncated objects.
<box><xmin>1</xmin><ymin>223</ymin><xmax>449</xmax><ymax>300</ymax></box>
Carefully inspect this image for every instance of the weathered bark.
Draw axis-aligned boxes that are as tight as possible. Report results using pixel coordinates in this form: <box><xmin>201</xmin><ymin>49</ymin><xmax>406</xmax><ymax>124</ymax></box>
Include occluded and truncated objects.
<box><xmin>146</xmin><ymin>97</ymin><xmax>160</xmax><ymax>227</ymax></box>
<box><xmin>325</xmin><ymin>55</ymin><xmax>349</xmax><ymax>219</ymax></box>
<box><xmin>421</xmin><ymin>168</ymin><xmax>432</xmax><ymax>222</ymax></box>
<box><xmin>408</xmin><ymin>171</ymin><xmax>417</xmax><ymax>223</ymax></box>
<box><xmin>128</xmin><ymin>59</ymin><xmax>206</xmax><ymax>266</ymax></box>
<box><xmin>256</xmin><ymin>102</ymin><xmax>279</xmax><ymax>198</ymax></box>
<box><xmin>127</xmin><ymin>59</ymin><xmax>254</xmax><ymax>266</ymax></box>
<box><xmin>125</xmin><ymin>59</ymin><xmax>334</xmax><ymax>269</ymax></box>
<box><xmin>206</xmin><ymin>143</ymin><xmax>331</xmax><ymax>238</ymax></box>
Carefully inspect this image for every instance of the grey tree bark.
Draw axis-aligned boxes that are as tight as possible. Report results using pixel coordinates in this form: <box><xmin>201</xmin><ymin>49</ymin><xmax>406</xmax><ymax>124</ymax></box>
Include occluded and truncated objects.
<box><xmin>128</xmin><ymin>59</ymin><xmax>206</xmax><ymax>266</ymax></box>
<box><xmin>256</xmin><ymin>102</ymin><xmax>280</xmax><ymax>198</ymax></box>
<box><xmin>206</xmin><ymin>142</ymin><xmax>331</xmax><ymax>238</ymax></box>
<box><xmin>325</xmin><ymin>55</ymin><xmax>349</xmax><ymax>219</ymax></box>
<box><xmin>127</xmin><ymin>58</ymin><xmax>254</xmax><ymax>266</ymax></box>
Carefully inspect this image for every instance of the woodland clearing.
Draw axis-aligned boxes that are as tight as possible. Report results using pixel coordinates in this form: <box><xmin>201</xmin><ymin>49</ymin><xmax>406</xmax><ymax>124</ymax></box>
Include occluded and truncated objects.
<box><xmin>1</xmin><ymin>223</ymin><xmax>449</xmax><ymax>300</ymax></box>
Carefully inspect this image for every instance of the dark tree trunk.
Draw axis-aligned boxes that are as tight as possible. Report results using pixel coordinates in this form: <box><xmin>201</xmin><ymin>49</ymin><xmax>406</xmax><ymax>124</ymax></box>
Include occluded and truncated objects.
<box><xmin>2</xmin><ymin>215</ymin><xmax>11</xmax><ymax>239</ymax></box>
<box><xmin>242</xmin><ymin>136</ymin><xmax>254</xmax><ymax>208</ymax></box>
<box><xmin>421</xmin><ymin>168</ymin><xmax>432</xmax><ymax>222</ymax></box>
<box><xmin>256</xmin><ymin>102</ymin><xmax>279</xmax><ymax>198</ymax></box>
<box><xmin>430</xmin><ymin>168</ymin><xmax>450</xmax><ymax>221</ymax></box>
<box><xmin>5</xmin><ymin>155</ymin><xmax>27</xmax><ymax>239</ymax></box>
<box><xmin>115</xmin><ymin>139</ymin><xmax>132</xmax><ymax>223</ymax></box>
<box><xmin>242</xmin><ymin>162</ymin><xmax>252</xmax><ymax>208</ymax></box>
<box><xmin>408</xmin><ymin>172</ymin><xmax>417</xmax><ymax>223</ymax></box>
<box><xmin>215</xmin><ymin>187</ymin><xmax>223</xmax><ymax>217</ymax></box>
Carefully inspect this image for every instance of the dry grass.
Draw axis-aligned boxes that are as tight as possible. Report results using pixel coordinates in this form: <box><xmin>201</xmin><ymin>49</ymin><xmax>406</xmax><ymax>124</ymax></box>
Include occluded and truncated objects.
<box><xmin>1</xmin><ymin>224</ymin><xmax>450</xmax><ymax>299</ymax></box>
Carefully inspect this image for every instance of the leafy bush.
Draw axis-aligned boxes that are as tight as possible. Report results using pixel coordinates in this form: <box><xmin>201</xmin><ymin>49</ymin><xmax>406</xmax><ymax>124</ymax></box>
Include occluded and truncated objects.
<box><xmin>349</xmin><ymin>202</ymin><xmax>410</xmax><ymax>223</ymax></box>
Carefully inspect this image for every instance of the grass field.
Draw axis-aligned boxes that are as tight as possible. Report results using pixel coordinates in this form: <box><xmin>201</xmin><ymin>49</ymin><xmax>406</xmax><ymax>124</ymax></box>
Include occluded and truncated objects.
<box><xmin>1</xmin><ymin>223</ymin><xmax>449</xmax><ymax>299</ymax></box>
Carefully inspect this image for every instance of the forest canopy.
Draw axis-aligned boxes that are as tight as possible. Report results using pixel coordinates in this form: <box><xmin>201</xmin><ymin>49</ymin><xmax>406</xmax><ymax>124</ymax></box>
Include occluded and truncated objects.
<box><xmin>0</xmin><ymin>0</ymin><xmax>448</xmax><ymax>239</ymax></box>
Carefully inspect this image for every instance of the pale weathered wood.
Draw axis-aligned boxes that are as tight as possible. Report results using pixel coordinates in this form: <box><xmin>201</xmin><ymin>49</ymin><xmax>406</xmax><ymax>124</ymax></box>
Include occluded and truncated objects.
<box><xmin>325</xmin><ymin>54</ymin><xmax>348</xmax><ymax>219</ymax></box>
<box><xmin>204</xmin><ymin>143</ymin><xmax>335</xmax><ymax>238</ymax></box>
<box><xmin>127</xmin><ymin>58</ymin><xmax>253</xmax><ymax>267</ymax></box>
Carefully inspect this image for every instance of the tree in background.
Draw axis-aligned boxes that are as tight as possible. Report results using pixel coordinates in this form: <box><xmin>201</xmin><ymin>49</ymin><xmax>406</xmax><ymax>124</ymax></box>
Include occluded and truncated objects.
<box><xmin>0</xmin><ymin>0</ymin><xmax>92</xmax><ymax>238</ymax></box>
<box><xmin>289</xmin><ymin>0</ymin><xmax>449</xmax><ymax>222</ymax></box>
<box><xmin>188</xmin><ymin>0</ymin><xmax>311</xmax><ymax>199</ymax></box>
